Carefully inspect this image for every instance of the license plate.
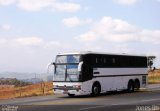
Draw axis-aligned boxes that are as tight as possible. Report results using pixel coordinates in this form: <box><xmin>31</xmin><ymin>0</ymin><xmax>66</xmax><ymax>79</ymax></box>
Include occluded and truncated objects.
<box><xmin>55</xmin><ymin>90</ymin><xmax>63</xmax><ymax>93</ymax></box>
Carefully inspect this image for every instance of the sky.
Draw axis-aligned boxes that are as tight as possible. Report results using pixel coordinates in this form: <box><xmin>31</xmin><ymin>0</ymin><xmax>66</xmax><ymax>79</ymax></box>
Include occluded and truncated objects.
<box><xmin>0</xmin><ymin>0</ymin><xmax>160</xmax><ymax>73</ymax></box>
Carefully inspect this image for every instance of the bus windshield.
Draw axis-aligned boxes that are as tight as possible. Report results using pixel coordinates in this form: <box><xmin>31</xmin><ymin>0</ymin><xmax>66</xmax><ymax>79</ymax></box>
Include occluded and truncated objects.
<box><xmin>54</xmin><ymin>55</ymin><xmax>81</xmax><ymax>82</ymax></box>
<box><xmin>54</xmin><ymin>64</ymin><xmax>79</xmax><ymax>82</ymax></box>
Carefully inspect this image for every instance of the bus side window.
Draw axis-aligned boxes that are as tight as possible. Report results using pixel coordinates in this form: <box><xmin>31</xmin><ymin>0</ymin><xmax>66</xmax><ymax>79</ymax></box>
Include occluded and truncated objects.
<box><xmin>104</xmin><ymin>58</ymin><xmax>106</xmax><ymax>63</ymax></box>
<box><xmin>112</xmin><ymin>58</ymin><xmax>116</xmax><ymax>64</ymax></box>
<box><xmin>96</xmin><ymin>58</ymin><xmax>98</xmax><ymax>64</ymax></box>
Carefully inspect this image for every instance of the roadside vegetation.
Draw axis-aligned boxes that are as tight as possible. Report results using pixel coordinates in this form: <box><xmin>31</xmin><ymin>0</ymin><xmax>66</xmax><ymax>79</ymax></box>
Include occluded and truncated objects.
<box><xmin>148</xmin><ymin>69</ymin><xmax>160</xmax><ymax>84</ymax></box>
<box><xmin>0</xmin><ymin>81</ymin><xmax>53</xmax><ymax>99</ymax></box>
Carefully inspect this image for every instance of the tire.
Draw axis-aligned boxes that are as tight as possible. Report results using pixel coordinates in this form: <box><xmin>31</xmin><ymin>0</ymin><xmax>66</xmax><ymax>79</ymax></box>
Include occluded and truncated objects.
<box><xmin>127</xmin><ymin>80</ymin><xmax>134</xmax><ymax>93</ymax></box>
<box><xmin>68</xmin><ymin>94</ymin><xmax>75</xmax><ymax>97</ymax></box>
<box><xmin>92</xmin><ymin>83</ymin><xmax>101</xmax><ymax>96</ymax></box>
<box><xmin>134</xmin><ymin>79</ymin><xmax>140</xmax><ymax>91</ymax></box>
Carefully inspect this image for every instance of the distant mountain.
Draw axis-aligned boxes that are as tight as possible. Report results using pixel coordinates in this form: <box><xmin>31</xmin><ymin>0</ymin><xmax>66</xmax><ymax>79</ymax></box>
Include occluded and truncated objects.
<box><xmin>0</xmin><ymin>72</ymin><xmax>36</xmax><ymax>79</ymax></box>
<box><xmin>45</xmin><ymin>75</ymin><xmax>53</xmax><ymax>82</ymax></box>
<box><xmin>0</xmin><ymin>72</ymin><xmax>53</xmax><ymax>83</ymax></box>
<box><xmin>22</xmin><ymin>78</ymin><xmax>43</xmax><ymax>84</ymax></box>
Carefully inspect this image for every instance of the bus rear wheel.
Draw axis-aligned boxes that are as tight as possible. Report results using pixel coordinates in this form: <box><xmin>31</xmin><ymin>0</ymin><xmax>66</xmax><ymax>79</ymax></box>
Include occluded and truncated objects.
<box><xmin>127</xmin><ymin>80</ymin><xmax>134</xmax><ymax>93</ymax></box>
<box><xmin>134</xmin><ymin>79</ymin><xmax>140</xmax><ymax>91</ymax></box>
<box><xmin>91</xmin><ymin>83</ymin><xmax>101</xmax><ymax>96</ymax></box>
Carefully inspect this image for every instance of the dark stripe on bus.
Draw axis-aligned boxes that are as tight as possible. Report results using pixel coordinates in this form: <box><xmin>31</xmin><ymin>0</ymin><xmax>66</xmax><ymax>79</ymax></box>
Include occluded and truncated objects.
<box><xmin>93</xmin><ymin>74</ymin><xmax>147</xmax><ymax>78</ymax></box>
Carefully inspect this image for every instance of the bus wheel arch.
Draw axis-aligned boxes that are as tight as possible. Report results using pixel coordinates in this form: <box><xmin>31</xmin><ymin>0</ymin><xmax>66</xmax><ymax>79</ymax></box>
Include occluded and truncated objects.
<box><xmin>68</xmin><ymin>94</ymin><xmax>75</xmax><ymax>97</ymax></box>
<box><xmin>91</xmin><ymin>81</ymin><xmax>101</xmax><ymax>96</ymax></box>
<box><xmin>127</xmin><ymin>79</ymin><xmax>134</xmax><ymax>93</ymax></box>
<box><xmin>134</xmin><ymin>79</ymin><xmax>140</xmax><ymax>90</ymax></box>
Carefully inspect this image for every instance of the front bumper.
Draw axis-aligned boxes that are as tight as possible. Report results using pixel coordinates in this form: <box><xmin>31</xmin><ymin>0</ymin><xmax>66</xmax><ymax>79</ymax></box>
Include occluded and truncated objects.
<box><xmin>53</xmin><ymin>85</ymin><xmax>90</xmax><ymax>95</ymax></box>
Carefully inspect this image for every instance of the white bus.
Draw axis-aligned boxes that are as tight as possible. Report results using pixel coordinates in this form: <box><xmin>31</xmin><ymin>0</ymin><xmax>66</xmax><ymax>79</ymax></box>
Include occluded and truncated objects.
<box><xmin>51</xmin><ymin>52</ymin><xmax>152</xmax><ymax>97</ymax></box>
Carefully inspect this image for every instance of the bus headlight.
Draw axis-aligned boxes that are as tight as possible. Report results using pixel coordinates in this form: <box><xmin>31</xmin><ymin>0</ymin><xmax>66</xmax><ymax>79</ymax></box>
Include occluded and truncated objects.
<box><xmin>73</xmin><ymin>85</ymin><xmax>81</xmax><ymax>90</ymax></box>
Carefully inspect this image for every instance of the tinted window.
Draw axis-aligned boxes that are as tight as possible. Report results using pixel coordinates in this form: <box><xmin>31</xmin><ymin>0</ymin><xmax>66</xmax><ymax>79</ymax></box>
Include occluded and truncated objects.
<box><xmin>56</xmin><ymin>55</ymin><xmax>80</xmax><ymax>63</ymax></box>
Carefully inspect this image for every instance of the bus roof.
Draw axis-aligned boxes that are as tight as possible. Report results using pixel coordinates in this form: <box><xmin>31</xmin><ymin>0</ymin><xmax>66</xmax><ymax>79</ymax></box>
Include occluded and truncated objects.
<box><xmin>57</xmin><ymin>51</ymin><xmax>151</xmax><ymax>57</ymax></box>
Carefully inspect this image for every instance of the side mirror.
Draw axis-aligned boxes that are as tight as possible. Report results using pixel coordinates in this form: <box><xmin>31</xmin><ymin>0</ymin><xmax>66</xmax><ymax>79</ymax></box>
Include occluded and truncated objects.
<box><xmin>52</xmin><ymin>62</ymin><xmax>56</xmax><ymax>66</ymax></box>
<box><xmin>47</xmin><ymin>62</ymin><xmax>56</xmax><ymax>74</ymax></box>
<box><xmin>78</xmin><ymin>62</ymin><xmax>83</xmax><ymax>72</ymax></box>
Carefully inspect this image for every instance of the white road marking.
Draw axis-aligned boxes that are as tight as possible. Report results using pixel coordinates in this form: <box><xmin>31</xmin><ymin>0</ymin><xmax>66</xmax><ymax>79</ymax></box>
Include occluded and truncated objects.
<box><xmin>79</xmin><ymin>105</ymin><xmax>106</xmax><ymax>111</ymax></box>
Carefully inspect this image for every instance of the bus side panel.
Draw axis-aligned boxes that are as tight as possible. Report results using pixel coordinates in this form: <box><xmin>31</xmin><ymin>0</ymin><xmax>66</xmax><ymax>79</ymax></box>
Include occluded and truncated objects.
<box><xmin>91</xmin><ymin>68</ymin><xmax>148</xmax><ymax>92</ymax></box>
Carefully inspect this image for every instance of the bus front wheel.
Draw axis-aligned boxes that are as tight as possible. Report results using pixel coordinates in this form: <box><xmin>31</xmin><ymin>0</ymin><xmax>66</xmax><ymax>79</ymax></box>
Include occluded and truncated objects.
<box><xmin>68</xmin><ymin>94</ymin><xmax>75</xmax><ymax>97</ymax></box>
<box><xmin>91</xmin><ymin>83</ymin><xmax>101</xmax><ymax>96</ymax></box>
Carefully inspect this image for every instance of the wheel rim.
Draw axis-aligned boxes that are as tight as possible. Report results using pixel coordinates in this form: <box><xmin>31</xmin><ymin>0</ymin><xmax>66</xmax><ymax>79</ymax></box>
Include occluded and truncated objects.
<box><xmin>130</xmin><ymin>84</ymin><xmax>133</xmax><ymax>91</ymax></box>
<box><xmin>128</xmin><ymin>82</ymin><xmax>134</xmax><ymax>92</ymax></box>
<box><xmin>93</xmin><ymin>86</ymin><xmax>99</xmax><ymax>94</ymax></box>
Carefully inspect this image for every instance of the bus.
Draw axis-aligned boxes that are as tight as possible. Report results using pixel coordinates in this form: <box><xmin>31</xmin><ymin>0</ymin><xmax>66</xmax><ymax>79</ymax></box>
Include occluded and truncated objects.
<box><xmin>50</xmin><ymin>51</ymin><xmax>153</xmax><ymax>97</ymax></box>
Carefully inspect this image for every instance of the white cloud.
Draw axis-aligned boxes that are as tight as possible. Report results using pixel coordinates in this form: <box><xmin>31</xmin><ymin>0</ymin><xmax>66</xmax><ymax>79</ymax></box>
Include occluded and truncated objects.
<box><xmin>111</xmin><ymin>44</ymin><xmax>134</xmax><ymax>53</ymax></box>
<box><xmin>140</xmin><ymin>29</ymin><xmax>160</xmax><ymax>44</ymax></box>
<box><xmin>0</xmin><ymin>0</ymin><xmax>81</xmax><ymax>12</ymax></box>
<box><xmin>78</xmin><ymin>32</ymin><xmax>98</xmax><ymax>41</ymax></box>
<box><xmin>0</xmin><ymin>37</ymin><xmax>65</xmax><ymax>49</ymax></box>
<box><xmin>63</xmin><ymin>16</ymin><xmax>92</xmax><ymax>27</ymax></box>
<box><xmin>0</xmin><ymin>24</ymin><xmax>12</xmax><ymax>31</ymax></box>
<box><xmin>53</xmin><ymin>2</ymin><xmax>81</xmax><ymax>12</ymax></box>
<box><xmin>0</xmin><ymin>0</ymin><xmax>15</xmax><ymax>5</ymax></box>
<box><xmin>113</xmin><ymin>0</ymin><xmax>138</xmax><ymax>5</ymax></box>
<box><xmin>14</xmin><ymin>37</ymin><xmax>44</xmax><ymax>46</ymax></box>
<box><xmin>76</xmin><ymin>16</ymin><xmax>160</xmax><ymax>44</ymax></box>
<box><xmin>17</xmin><ymin>0</ymin><xmax>81</xmax><ymax>12</ymax></box>
<box><xmin>0</xmin><ymin>36</ymin><xmax>69</xmax><ymax>73</ymax></box>
<box><xmin>17</xmin><ymin>0</ymin><xmax>53</xmax><ymax>11</ymax></box>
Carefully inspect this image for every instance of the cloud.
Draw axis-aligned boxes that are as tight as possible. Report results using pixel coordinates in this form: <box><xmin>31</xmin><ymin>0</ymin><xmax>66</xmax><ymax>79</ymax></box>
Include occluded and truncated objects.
<box><xmin>140</xmin><ymin>29</ymin><xmax>160</xmax><ymax>44</ymax></box>
<box><xmin>0</xmin><ymin>36</ymin><xmax>68</xmax><ymax>72</ymax></box>
<box><xmin>113</xmin><ymin>0</ymin><xmax>138</xmax><ymax>5</ymax></box>
<box><xmin>63</xmin><ymin>16</ymin><xmax>92</xmax><ymax>27</ymax></box>
<box><xmin>53</xmin><ymin>2</ymin><xmax>81</xmax><ymax>12</ymax></box>
<box><xmin>0</xmin><ymin>36</ymin><xmax>65</xmax><ymax>49</ymax></box>
<box><xmin>76</xmin><ymin>16</ymin><xmax>160</xmax><ymax>44</ymax></box>
<box><xmin>14</xmin><ymin>37</ymin><xmax>44</xmax><ymax>46</ymax></box>
<box><xmin>111</xmin><ymin>44</ymin><xmax>134</xmax><ymax>53</ymax></box>
<box><xmin>17</xmin><ymin>0</ymin><xmax>53</xmax><ymax>11</ymax></box>
<box><xmin>0</xmin><ymin>0</ymin><xmax>82</xmax><ymax>12</ymax></box>
<box><xmin>0</xmin><ymin>24</ymin><xmax>12</xmax><ymax>31</ymax></box>
<box><xmin>0</xmin><ymin>0</ymin><xmax>15</xmax><ymax>5</ymax></box>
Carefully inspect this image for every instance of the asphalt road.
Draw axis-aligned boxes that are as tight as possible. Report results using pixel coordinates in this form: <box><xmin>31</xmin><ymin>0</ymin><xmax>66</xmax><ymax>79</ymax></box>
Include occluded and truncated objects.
<box><xmin>1</xmin><ymin>86</ymin><xmax>160</xmax><ymax>111</ymax></box>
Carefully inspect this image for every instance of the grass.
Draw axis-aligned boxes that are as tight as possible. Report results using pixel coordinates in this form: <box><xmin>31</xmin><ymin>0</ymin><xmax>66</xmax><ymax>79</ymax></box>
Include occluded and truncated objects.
<box><xmin>0</xmin><ymin>82</ymin><xmax>53</xmax><ymax>100</ymax></box>
<box><xmin>148</xmin><ymin>69</ymin><xmax>160</xmax><ymax>84</ymax></box>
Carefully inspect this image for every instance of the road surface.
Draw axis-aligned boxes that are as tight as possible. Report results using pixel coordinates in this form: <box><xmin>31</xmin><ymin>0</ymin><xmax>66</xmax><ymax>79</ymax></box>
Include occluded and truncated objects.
<box><xmin>0</xmin><ymin>84</ymin><xmax>160</xmax><ymax>111</ymax></box>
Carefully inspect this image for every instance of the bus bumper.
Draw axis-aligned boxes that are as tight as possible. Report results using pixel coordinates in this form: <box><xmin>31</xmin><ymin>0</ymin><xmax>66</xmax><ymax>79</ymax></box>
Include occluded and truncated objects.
<box><xmin>53</xmin><ymin>89</ymin><xmax>86</xmax><ymax>95</ymax></box>
<box><xmin>53</xmin><ymin>85</ymin><xmax>90</xmax><ymax>95</ymax></box>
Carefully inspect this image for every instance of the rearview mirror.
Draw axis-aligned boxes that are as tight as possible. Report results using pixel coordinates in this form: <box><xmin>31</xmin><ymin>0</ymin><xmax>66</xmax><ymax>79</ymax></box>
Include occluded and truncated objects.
<box><xmin>78</xmin><ymin>62</ymin><xmax>83</xmax><ymax>72</ymax></box>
